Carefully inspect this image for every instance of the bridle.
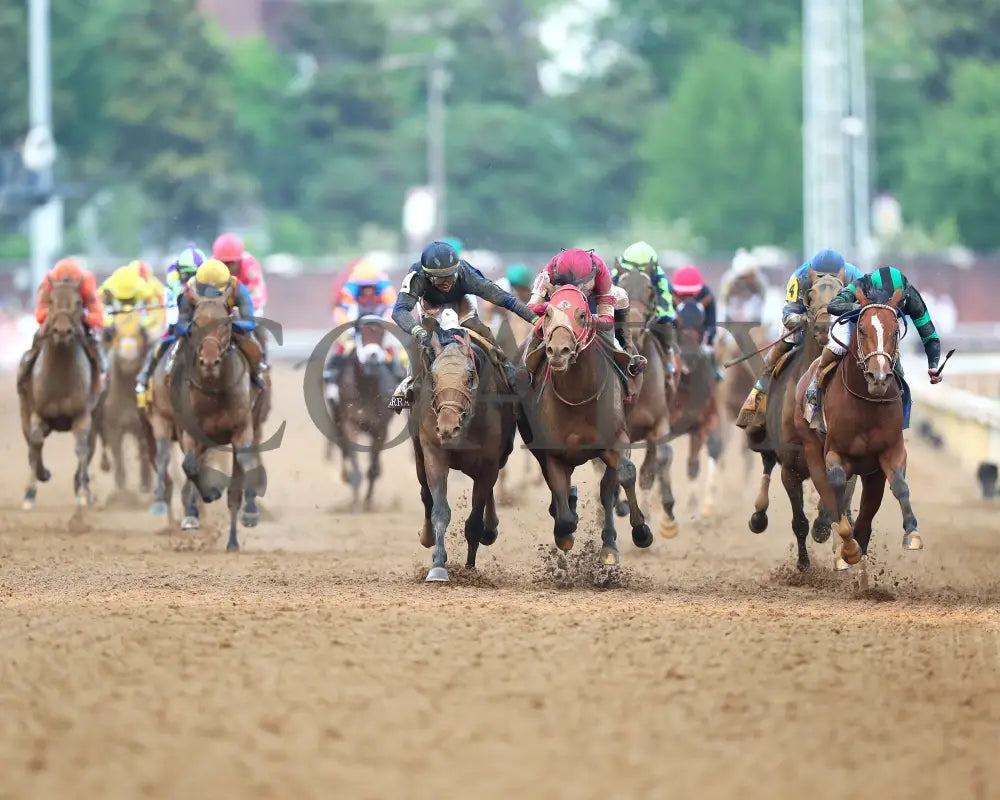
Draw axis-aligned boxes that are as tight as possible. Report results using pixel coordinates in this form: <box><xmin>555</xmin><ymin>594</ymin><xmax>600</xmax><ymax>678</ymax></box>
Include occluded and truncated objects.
<box><xmin>534</xmin><ymin>283</ymin><xmax>598</xmax><ymax>359</ymax></box>
<box><xmin>431</xmin><ymin>339</ymin><xmax>480</xmax><ymax>426</ymax></box>
<box><xmin>830</xmin><ymin>302</ymin><xmax>909</xmax><ymax>402</ymax></box>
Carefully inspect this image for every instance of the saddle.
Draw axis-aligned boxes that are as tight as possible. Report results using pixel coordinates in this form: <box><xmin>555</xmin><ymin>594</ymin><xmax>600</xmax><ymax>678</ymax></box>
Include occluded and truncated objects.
<box><xmin>771</xmin><ymin>347</ymin><xmax>796</xmax><ymax>380</ymax></box>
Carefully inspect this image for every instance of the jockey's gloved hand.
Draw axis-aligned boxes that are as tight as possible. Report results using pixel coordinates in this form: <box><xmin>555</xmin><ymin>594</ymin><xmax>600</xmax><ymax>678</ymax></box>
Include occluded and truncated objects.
<box><xmin>784</xmin><ymin>313</ymin><xmax>806</xmax><ymax>330</ymax></box>
<box><xmin>410</xmin><ymin>324</ymin><xmax>432</xmax><ymax>350</ymax></box>
<box><xmin>928</xmin><ymin>368</ymin><xmax>943</xmax><ymax>385</ymax></box>
<box><xmin>175</xmin><ymin>322</ymin><xmax>191</xmax><ymax>337</ymax></box>
<box><xmin>701</xmin><ymin>343</ymin><xmax>714</xmax><ymax>356</ymax></box>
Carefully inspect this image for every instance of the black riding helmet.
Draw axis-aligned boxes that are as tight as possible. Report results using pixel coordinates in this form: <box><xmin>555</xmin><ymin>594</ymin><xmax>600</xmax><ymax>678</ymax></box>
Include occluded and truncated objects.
<box><xmin>420</xmin><ymin>241</ymin><xmax>460</xmax><ymax>278</ymax></box>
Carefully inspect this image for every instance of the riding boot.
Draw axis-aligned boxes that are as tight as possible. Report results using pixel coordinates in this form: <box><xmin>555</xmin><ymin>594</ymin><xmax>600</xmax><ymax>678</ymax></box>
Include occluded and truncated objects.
<box><xmin>806</xmin><ymin>347</ymin><xmax>841</xmax><ymax>430</ymax></box>
<box><xmin>735</xmin><ymin>337</ymin><xmax>795</xmax><ymax>429</ymax></box>
<box><xmin>235</xmin><ymin>332</ymin><xmax>267</xmax><ymax>389</ymax></box>
<box><xmin>323</xmin><ymin>352</ymin><xmax>347</xmax><ymax>384</ymax></box>
<box><xmin>620</xmin><ymin>317</ymin><xmax>648</xmax><ymax>377</ymax></box>
<box><xmin>135</xmin><ymin>341</ymin><xmax>166</xmax><ymax>408</ymax></box>
<box><xmin>83</xmin><ymin>326</ymin><xmax>107</xmax><ymax>395</ymax></box>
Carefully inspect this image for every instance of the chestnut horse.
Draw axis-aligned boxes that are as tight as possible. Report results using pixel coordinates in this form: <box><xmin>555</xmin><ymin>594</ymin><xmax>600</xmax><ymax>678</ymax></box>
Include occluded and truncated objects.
<box><xmin>410</xmin><ymin>318</ymin><xmax>515</xmax><ymax>582</ymax></box>
<box><xmin>794</xmin><ymin>285</ymin><xmax>920</xmax><ymax>571</ymax></box>
<box><xmin>519</xmin><ymin>285</ymin><xmax>652</xmax><ymax>565</ymax></box>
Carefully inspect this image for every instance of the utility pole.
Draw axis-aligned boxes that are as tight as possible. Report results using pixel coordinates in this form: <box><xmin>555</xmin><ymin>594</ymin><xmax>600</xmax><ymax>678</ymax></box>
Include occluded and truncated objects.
<box><xmin>27</xmin><ymin>0</ymin><xmax>61</xmax><ymax>288</ymax></box>
<box><xmin>802</xmin><ymin>0</ymin><xmax>869</xmax><ymax>264</ymax></box>
<box><xmin>427</xmin><ymin>44</ymin><xmax>450</xmax><ymax>241</ymax></box>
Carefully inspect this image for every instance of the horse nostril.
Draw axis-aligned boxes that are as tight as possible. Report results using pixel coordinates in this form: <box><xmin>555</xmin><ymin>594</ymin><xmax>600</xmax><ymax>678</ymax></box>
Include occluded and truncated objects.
<box><xmin>560</xmin><ymin>346</ymin><xmax>571</xmax><ymax>358</ymax></box>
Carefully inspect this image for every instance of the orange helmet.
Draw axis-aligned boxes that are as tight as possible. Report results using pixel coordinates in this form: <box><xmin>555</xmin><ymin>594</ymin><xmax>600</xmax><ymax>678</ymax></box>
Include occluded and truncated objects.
<box><xmin>51</xmin><ymin>258</ymin><xmax>83</xmax><ymax>282</ymax></box>
<box><xmin>350</xmin><ymin>259</ymin><xmax>381</xmax><ymax>285</ymax></box>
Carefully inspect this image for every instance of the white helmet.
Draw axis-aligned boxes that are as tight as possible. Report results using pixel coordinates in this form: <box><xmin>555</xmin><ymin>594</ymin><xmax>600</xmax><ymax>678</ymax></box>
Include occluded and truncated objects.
<box><xmin>731</xmin><ymin>248</ymin><xmax>759</xmax><ymax>276</ymax></box>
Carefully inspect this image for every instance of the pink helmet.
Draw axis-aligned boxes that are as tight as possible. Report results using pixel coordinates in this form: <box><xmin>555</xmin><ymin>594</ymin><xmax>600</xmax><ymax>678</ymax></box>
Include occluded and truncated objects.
<box><xmin>672</xmin><ymin>264</ymin><xmax>704</xmax><ymax>295</ymax></box>
<box><xmin>550</xmin><ymin>249</ymin><xmax>599</xmax><ymax>286</ymax></box>
<box><xmin>213</xmin><ymin>233</ymin><xmax>244</xmax><ymax>262</ymax></box>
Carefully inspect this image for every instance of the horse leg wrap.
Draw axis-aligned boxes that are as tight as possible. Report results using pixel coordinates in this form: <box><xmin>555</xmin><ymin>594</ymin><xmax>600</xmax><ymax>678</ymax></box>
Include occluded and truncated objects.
<box><xmin>706</xmin><ymin>431</ymin><xmax>722</xmax><ymax>460</ymax></box>
<box><xmin>617</xmin><ymin>459</ymin><xmax>637</xmax><ymax>487</ymax></box>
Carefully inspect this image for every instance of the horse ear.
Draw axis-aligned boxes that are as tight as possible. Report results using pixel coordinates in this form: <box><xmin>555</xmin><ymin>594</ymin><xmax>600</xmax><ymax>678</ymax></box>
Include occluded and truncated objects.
<box><xmin>854</xmin><ymin>284</ymin><xmax>869</xmax><ymax>305</ymax></box>
<box><xmin>837</xmin><ymin>267</ymin><xmax>846</xmax><ymax>284</ymax></box>
<box><xmin>430</xmin><ymin>331</ymin><xmax>443</xmax><ymax>356</ymax></box>
<box><xmin>461</xmin><ymin>333</ymin><xmax>471</xmax><ymax>356</ymax></box>
<box><xmin>808</xmin><ymin>267</ymin><xmax>818</xmax><ymax>286</ymax></box>
<box><xmin>889</xmin><ymin>287</ymin><xmax>903</xmax><ymax>308</ymax></box>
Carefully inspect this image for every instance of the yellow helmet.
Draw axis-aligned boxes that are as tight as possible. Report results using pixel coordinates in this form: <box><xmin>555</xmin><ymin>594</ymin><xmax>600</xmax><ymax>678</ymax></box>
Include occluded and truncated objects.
<box><xmin>108</xmin><ymin>265</ymin><xmax>143</xmax><ymax>302</ymax></box>
<box><xmin>195</xmin><ymin>259</ymin><xmax>232</xmax><ymax>291</ymax></box>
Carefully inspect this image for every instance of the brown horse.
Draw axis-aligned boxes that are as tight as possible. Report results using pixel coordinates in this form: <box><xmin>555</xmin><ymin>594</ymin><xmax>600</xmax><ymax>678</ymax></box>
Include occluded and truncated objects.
<box><xmin>795</xmin><ymin>286</ymin><xmax>919</xmax><ymax>572</ymax></box>
<box><xmin>661</xmin><ymin>297</ymin><xmax>722</xmax><ymax>525</ymax></box>
<box><xmin>746</xmin><ymin>269</ymin><xmax>857</xmax><ymax>570</ymax></box>
<box><xmin>145</xmin><ymin>335</ymin><xmax>181</xmax><ymax>518</ymax></box>
<box><xmin>18</xmin><ymin>278</ymin><xmax>102</xmax><ymax>510</ymax></box>
<box><xmin>410</xmin><ymin>320</ymin><xmax>515</xmax><ymax>582</ymax></box>
<box><xmin>172</xmin><ymin>288</ymin><xmax>265</xmax><ymax>551</ymax></box>
<box><xmin>322</xmin><ymin>314</ymin><xmax>398</xmax><ymax>512</ymax></box>
<box><xmin>717</xmin><ymin>327</ymin><xmax>763</xmax><ymax>479</ymax></box>
<box><xmin>99</xmin><ymin>306</ymin><xmax>153</xmax><ymax>495</ymax></box>
<box><xmin>519</xmin><ymin>285</ymin><xmax>652</xmax><ymax>565</ymax></box>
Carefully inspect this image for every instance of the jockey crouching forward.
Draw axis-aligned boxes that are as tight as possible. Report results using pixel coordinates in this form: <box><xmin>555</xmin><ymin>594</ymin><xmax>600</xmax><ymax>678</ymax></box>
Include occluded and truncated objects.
<box><xmin>389</xmin><ymin>240</ymin><xmax>538</xmax><ymax>410</ymax></box>
<box><xmin>173</xmin><ymin>259</ymin><xmax>269</xmax><ymax>390</ymax></box>
<box><xmin>735</xmin><ymin>248</ymin><xmax>862</xmax><ymax>431</ymax></box>
<box><xmin>324</xmin><ymin>259</ymin><xmax>404</xmax><ymax>402</ymax></box>
<box><xmin>669</xmin><ymin>264</ymin><xmax>723</xmax><ymax>383</ymax></box>
<box><xmin>135</xmin><ymin>246</ymin><xmax>207</xmax><ymax>406</ymax></box>
<box><xmin>805</xmin><ymin>265</ymin><xmax>943</xmax><ymax>433</ymax></box>
<box><xmin>213</xmin><ymin>232</ymin><xmax>268</xmax><ymax>354</ymax></box>
<box><xmin>529</xmin><ymin>248</ymin><xmax>648</xmax><ymax>396</ymax></box>
<box><xmin>17</xmin><ymin>258</ymin><xmax>106</xmax><ymax>396</ymax></box>
<box><xmin>613</xmin><ymin>240</ymin><xmax>678</xmax><ymax>373</ymax></box>
<box><xmin>99</xmin><ymin>263</ymin><xmax>155</xmax><ymax>340</ymax></box>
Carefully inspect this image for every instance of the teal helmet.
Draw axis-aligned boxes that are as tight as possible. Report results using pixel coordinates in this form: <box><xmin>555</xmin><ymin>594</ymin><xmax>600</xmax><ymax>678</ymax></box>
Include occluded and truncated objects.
<box><xmin>442</xmin><ymin>237</ymin><xmax>463</xmax><ymax>255</ymax></box>
<box><xmin>506</xmin><ymin>264</ymin><xmax>533</xmax><ymax>289</ymax></box>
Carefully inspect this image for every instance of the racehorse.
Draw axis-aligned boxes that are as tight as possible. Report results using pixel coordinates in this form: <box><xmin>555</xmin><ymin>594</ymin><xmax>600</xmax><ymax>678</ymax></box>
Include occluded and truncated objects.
<box><xmin>662</xmin><ymin>297</ymin><xmax>722</xmax><ymax>526</ymax></box>
<box><xmin>18</xmin><ymin>277</ymin><xmax>102</xmax><ymax>510</ymax></box>
<box><xmin>172</xmin><ymin>288</ymin><xmax>266</xmax><ymax>551</ymax></box>
<box><xmin>410</xmin><ymin>314</ymin><xmax>515</xmax><ymax>582</ymax></box>
<box><xmin>99</xmin><ymin>305</ymin><xmax>153</xmax><ymax>495</ymax></box>
<box><xmin>717</xmin><ymin>327</ymin><xmax>761</xmax><ymax>478</ymax></box>
<box><xmin>611</xmin><ymin>269</ymin><xmax>676</xmax><ymax>537</ymax></box>
<box><xmin>745</xmin><ymin>269</ymin><xmax>856</xmax><ymax>570</ymax></box>
<box><xmin>322</xmin><ymin>313</ymin><xmax>397</xmax><ymax>512</ymax></box>
<box><xmin>519</xmin><ymin>285</ymin><xmax>652</xmax><ymax>565</ymax></box>
<box><xmin>795</xmin><ymin>285</ymin><xmax>920</xmax><ymax>571</ymax></box>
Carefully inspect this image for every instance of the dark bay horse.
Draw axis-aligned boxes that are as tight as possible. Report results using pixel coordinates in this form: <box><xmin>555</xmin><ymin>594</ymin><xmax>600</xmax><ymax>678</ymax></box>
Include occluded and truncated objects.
<box><xmin>519</xmin><ymin>285</ymin><xmax>652</xmax><ymax>565</ymax></box>
<box><xmin>661</xmin><ymin>298</ymin><xmax>721</xmax><ymax>525</ymax></box>
<box><xmin>795</xmin><ymin>286</ymin><xmax>920</xmax><ymax>573</ymax></box>
<box><xmin>746</xmin><ymin>269</ymin><xmax>856</xmax><ymax>570</ymax></box>
<box><xmin>19</xmin><ymin>278</ymin><xmax>102</xmax><ymax>510</ymax></box>
<box><xmin>172</xmin><ymin>288</ymin><xmax>265</xmax><ymax>551</ymax></box>
<box><xmin>323</xmin><ymin>313</ymin><xmax>397</xmax><ymax>512</ymax></box>
<box><xmin>99</xmin><ymin>306</ymin><xmax>153</xmax><ymax>495</ymax></box>
<box><xmin>410</xmin><ymin>317</ymin><xmax>515</xmax><ymax>582</ymax></box>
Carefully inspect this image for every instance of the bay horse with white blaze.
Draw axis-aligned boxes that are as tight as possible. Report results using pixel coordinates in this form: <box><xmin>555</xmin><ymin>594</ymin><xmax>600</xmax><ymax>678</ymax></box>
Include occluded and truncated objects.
<box><xmin>519</xmin><ymin>285</ymin><xmax>652</xmax><ymax>565</ymax></box>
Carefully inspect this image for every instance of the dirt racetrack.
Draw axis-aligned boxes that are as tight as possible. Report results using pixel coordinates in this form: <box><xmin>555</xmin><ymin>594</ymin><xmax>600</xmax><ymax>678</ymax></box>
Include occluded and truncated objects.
<box><xmin>1</xmin><ymin>364</ymin><xmax>998</xmax><ymax>799</ymax></box>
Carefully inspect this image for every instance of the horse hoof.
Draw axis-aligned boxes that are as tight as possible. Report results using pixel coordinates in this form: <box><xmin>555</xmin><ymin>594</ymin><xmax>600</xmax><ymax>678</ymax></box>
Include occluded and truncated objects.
<box><xmin>150</xmin><ymin>501</ymin><xmax>168</xmax><ymax>516</ymax></box>
<box><xmin>902</xmin><ymin>533</ymin><xmax>923</xmax><ymax>551</ymax></box>
<box><xmin>241</xmin><ymin>511</ymin><xmax>260</xmax><ymax>528</ymax></box>
<box><xmin>700</xmin><ymin>503</ymin><xmax>714</xmax><ymax>518</ymax></box>
<box><xmin>632</xmin><ymin>523</ymin><xmax>653</xmax><ymax>548</ymax></box>
<box><xmin>748</xmin><ymin>511</ymin><xmax>768</xmax><ymax>534</ymax></box>
<box><xmin>835</xmin><ymin>557</ymin><xmax>850</xmax><ymax>571</ymax></box>
<box><xmin>39</xmin><ymin>468</ymin><xmax>51</xmax><ymax>483</ymax></box>
<box><xmin>426</xmin><ymin>566</ymin><xmax>449</xmax><ymax>582</ymax></box>
<box><xmin>659</xmin><ymin>516</ymin><xmax>678</xmax><ymax>539</ymax></box>
<box><xmin>226</xmin><ymin>542</ymin><xmax>240</xmax><ymax>553</ymax></box>
<box><xmin>181</xmin><ymin>516</ymin><xmax>199</xmax><ymax>530</ymax></box>
<box><xmin>418</xmin><ymin>525</ymin><xmax>434</xmax><ymax>549</ymax></box>
<box><xmin>21</xmin><ymin>499</ymin><xmax>36</xmax><ymax>512</ymax></box>
<box><xmin>841</xmin><ymin>543</ymin><xmax>862</xmax><ymax>566</ymax></box>
<box><xmin>555</xmin><ymin>535</ymin><xmax>574</xmax><ymax>552</ymax></box>
<box><xmin>76</xmin><ymin>490</ymin><xmax>91</xmax><ymax>508</ymax></box>
<box><xmin>614</xmin><ymin>501</ymin><xmax>629</xmax><ymax>518</ymax></box>
<box><xmin>811</xmin><ymin>519</ymin><xmax>832</xmax><ymax>543</ymax></box>
<box><xmin>100</xmin><ymin>457</ymin><xmax>110</xmax><ymax>473</ymax></box>
<box><xmin>480</xmin><ymin>527</ymin><xmax>498</xmax><ymax>546</ymax></box>
<box><xmin>797</xmin><ymin>558</ymin><xmax>810</xmax><ymax>572</ymax></box>
<box><xmin>598</xmin><ymin>546</ymin><xmax>620</xmax><ymax>566</ymax></box>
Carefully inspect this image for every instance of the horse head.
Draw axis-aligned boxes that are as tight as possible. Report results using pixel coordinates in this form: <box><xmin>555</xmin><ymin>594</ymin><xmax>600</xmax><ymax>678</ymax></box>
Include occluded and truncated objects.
<box><xmin>354</xmin><ymin>313</ymin><xmax>388</xmax><ymax>377</ymax></box>
<box><xmin>852</xmin><ymin>284</ymin><xmax>904</xmax><ymax>397</ymax></box>
<box><xmin>541</xmin><ymin>285</ymin><xmax>592</xmax><ymax>372</ymax></box>
<box><xmin>675</xmin><ymin>298</ymin><xmax>707</xmax><ymax>372</ymax></box>
<box><xmin>110</xmin><ymin>307</ymin><xmax>146</xmax><ymax>371</ymax></box>
<box><xmin>47</xmin><ymin>278</ymin><xmax>84</xmax><ymax>346</ymax></box>
<box><xmin>429</xmin><ymin>327</ymin><xmax>479</xmax><ymax>443</ymax></box>
<box><xmin>190</xmin><ymin>285</ymin><xmax>235</xmax><ymax>383</ymax></box>
<box><xmin>619</xmin><ymin>270</ymin><xmax>655</xmax><ymax>353</ymax></box>
<box><xmin>804</xmin><ymin>267</ymin><xmax>847</xmax><ymax>347</ymax></box>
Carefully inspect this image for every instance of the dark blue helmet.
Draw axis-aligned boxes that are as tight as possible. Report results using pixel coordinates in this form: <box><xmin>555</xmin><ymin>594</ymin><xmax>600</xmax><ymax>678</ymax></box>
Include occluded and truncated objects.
<box><xmin>810</xmin><ymin>249</ymin><xmax>845</xmax><ymax>275</ymax></box>
<box><xmin>420</xmin><ymin>241</ymin><xmax>460</xmax><ymax>277</ymax></box>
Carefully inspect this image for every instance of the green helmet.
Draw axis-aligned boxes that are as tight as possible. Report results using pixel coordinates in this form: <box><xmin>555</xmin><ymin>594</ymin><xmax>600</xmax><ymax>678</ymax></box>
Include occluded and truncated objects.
<box><xmin>506</xmin><ymin>264</ymin><xmax>533</xmax><ymax>289</ymax></box>
<box><xmin>620</xmin><ymin>241</ymin><xmax>658</xmax><ymax>270</ymax></box>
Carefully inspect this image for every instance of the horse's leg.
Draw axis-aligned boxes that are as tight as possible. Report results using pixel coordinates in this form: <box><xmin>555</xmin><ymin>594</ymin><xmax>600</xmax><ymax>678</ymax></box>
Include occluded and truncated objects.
<box><xmin>151</xmin><ymin>434</ymin><xmax>172</xmax><ymax>516</ymax></box>
<box><xmin>597</xmin><ymin>461</ymin><xmax>621</xmax><ymax>565</ymax></box>
<box><xmin>544</xmin><ymin>456</ymin><xmax>577</xmax><ymax>551</ymax></box>
<box><xmin>179</xmin><ymin>432</ymin><xmax>205</xmax><ymax>528</ymax></box>
<box><xmin>780</xmin><ymin>462</ymin><xmax>811</xmax><ymax>571</ymax></box>
<box><xmin>614</xmin><ymin>446</ymin><xmax>653</xmax><ymax>550</ymax></box>
<box><xmin>138</xmin><ymin>428</ymin><xmax>153</xmax><ymax>493</ymax></box>
<box><xmin>72</xmin><ymin>412</ymin><xmax>94</xmax><ymax>507</ymax></box>
<box><xmin>181</xmin><ymin>478</ymin><xmax>200</xmax><ymax>530</ymax></box>
<box><xmin>614</xmin><ymin>447</ymin><xmax>631</xmax><ymax>518</ymax></box>
<box><xmin>108</xmin><ymin>423</ymin><xmax>126</xmax><ymax>493</ymax></box>
<box><xmin>481</xmin><ymin>488</ymin><xmax>499</xmax><ymax>546</ymax></box>
<box><xmin>341</xmin><ymin>434</ymin><xmax>362</xmax><ymax>513</ymax></box>
<box><xmin>700</xmin><ymin>425</ymin><xmax>722</xmax><ymax>517</ymax></box>
<box><xmin>425</xmin><ymin>448</ymin><xmax>451</xmax><ymax>582</ymax></box>
<box><xmin>749</xmin><ymin>450</ymin><xmax>777</xmax><ymax>533</ymax></box>
<box><xmin>226</xmin><ymin>456</ymin><xmax>244</xmax><ymax>552</ymax></box>
<box><xmin>363</xmin><ymin>432</ymin><xmax>384</xmax><ymax>512</ymax></box>
<box><xmin>656</xmin><ymin>436</ymin><xmax>678</xmax><ymax>539</ymax></box>
<box><xmin>845</xmin><ymin>474</ymin><xmax>859</xmax><ymax>526</ymax></box>
<box><xmin>22</xmin><ymin>406</ymin><xmax>50</xmax><ymax>511</ymax></box>
<box><xmin>413</xmin><ymin>442</ymin><xmax>434</xmax><ymax>548</ymax></box>
<box><xmin>879</xmin><ymin>444</ymin><xmax>921</xmax><ymax>551</ymax></box>
<box><xmin>852</xmin><ymin>471</ymin><xmax>886</xmax><ymax>581</ymax></box>
<box><xmin>825</xmin><ymin>451</ymin><xmax>860</xmax><ymax>567</ymax></box>
<box><xmin>464</xmin><ymin>471</ymin><xmax>496</xmax><ymax>569</ymax></box>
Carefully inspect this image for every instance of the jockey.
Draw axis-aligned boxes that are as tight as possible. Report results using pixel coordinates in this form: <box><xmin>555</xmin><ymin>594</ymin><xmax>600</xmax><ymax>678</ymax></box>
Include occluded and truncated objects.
<box><xmin>213</xmin><ymin>232</ymin><xmax>268</xmax><ymax>316</ymax></box>
<box><xmin>735</xmin><ymin>248</ymin><xmax>863</xmax><ymax>430</ymax></box>
<box><xmin>99</xmin><ymin>263</ymin><xmax>155</xmax><ymax>338</ymax></box>
<box><xmin>528</xmin><ymin>248</ymin><xmax>648</xmax><ymax>381</ymax></box>
<box><xmin>805</xmin><ymin>265</ymin><xmax>942</xmax><ymax>431</ymax></box>
<box><xmin>613</xmin><ymin>241</ymin><xmax>678</xmax><ymax>369</ymax></box>
<box><xmin>129</xmin><ymin>259</ymin><xmax>167</xmax><ymax>334</ymax></box>
<box><xmin>389</xmin><ymin>240</ymin><xmax>537</xmax><ymax>409</ymax></box>
<box><xmin>670</xmin><ymin>264</ymin><xmax>723</xmax><ymax>382</ymax></box>
<box><xmin>720</xmin><ymin>248</ymin><xmax>767</xmax><ymax>324</ymax></box>
<box><xmin>174</xmin><ymin>259</ymin><xmax>269</xmax><ymax>390</ymax></box>
<box><xmin>17</xmin><ymin>257</ymin><xmax>105</xmax><ymax>395</ymax></box>
<box><xmin>324</xmin><ymin>258</ymin><xmax>403</xmax><ymax>392</ymax></box>
<box><xmin>135</xmin><ymin>246</ymin><xmax>207</xmax><ymax>406</ymax></box>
